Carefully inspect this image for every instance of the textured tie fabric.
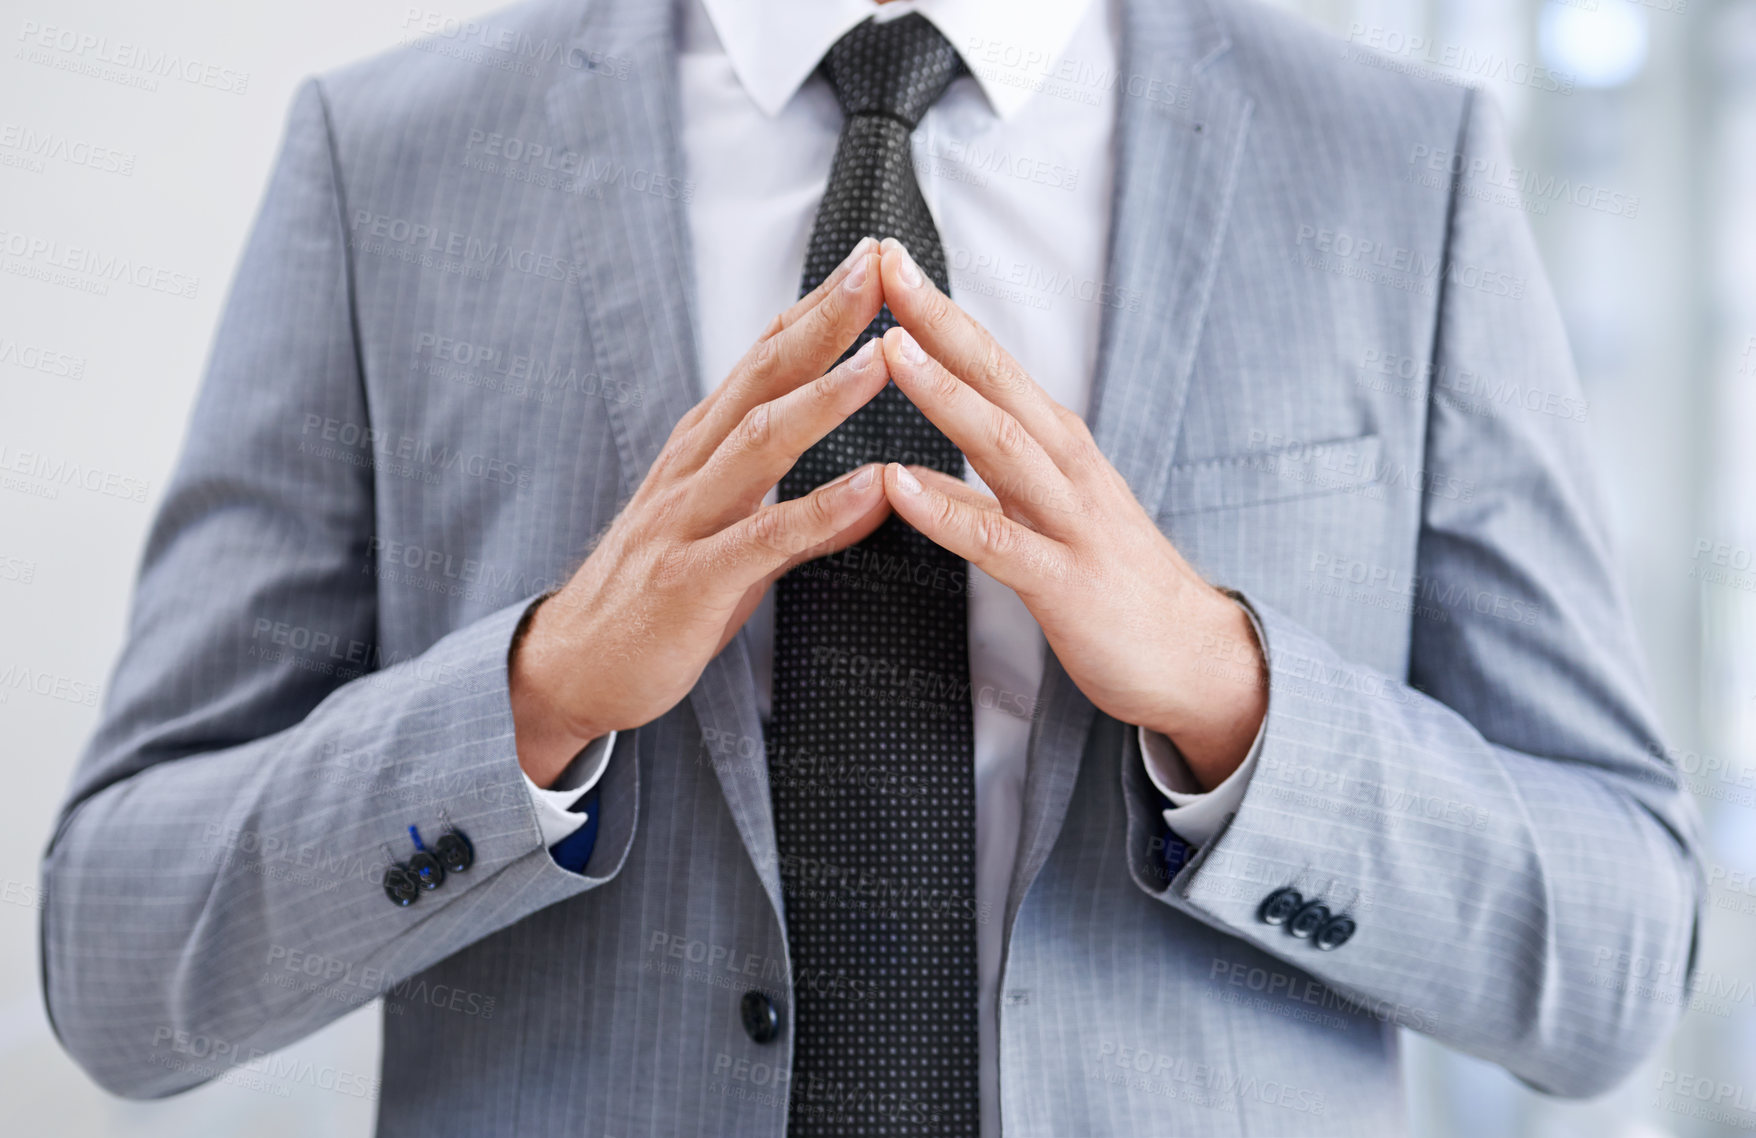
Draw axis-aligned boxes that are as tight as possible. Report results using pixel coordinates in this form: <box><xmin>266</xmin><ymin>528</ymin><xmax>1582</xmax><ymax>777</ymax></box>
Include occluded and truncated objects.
<box><xmin>769</xmin><ymin>14</ymin><xmax>979</xmax><ymax>1137</ymax></box>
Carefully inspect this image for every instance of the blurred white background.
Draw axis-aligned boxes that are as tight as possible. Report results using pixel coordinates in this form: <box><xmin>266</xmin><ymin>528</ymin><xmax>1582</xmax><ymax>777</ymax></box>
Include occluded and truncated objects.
<box><xmin>1</xmin><ymin>0</ymin><xmax>1751</xmax><ymax>1134</ymax></box>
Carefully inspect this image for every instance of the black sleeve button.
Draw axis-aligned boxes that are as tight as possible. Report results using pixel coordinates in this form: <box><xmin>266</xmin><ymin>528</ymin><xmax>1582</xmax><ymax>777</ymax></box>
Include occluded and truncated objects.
<box><xmin>407</xmin><ymin>849</ymin><xmax>445</xmax><ymax>890</ymax></box>
<box><xmin>1314</xmin><ymin>914</ymin><xmax>1356</xmax><ymax>950</ymax></box>
<box><xmin>740</xmin><ymin>991</ymin><xmax>780</xmax><ymax>1044</ymax></box>
<box><xmin>382</xmin><ymin>864</ymin><xmax>420</xmax><ymax>907</ymax></box>
<box><xmin>434</xmin><ymin>830</ymin><xmax>474</xmax><ymax>873</ymax></box>
<box><xmin>1287</xmin><ymin>900</ymin><xmax>1330</xmax><ymax>939</ymax></box>
<box><xmin>1258</xmin><ymin>887</ymin><xmax>1303</xmax><ymax>926</ymax></box>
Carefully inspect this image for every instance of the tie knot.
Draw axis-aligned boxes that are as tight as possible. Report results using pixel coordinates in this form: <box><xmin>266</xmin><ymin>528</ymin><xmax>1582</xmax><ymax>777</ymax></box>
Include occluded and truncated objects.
<box><xmin>820</xmin><ymin>13</ymin><xmax>965</xmax><ymax>130</ymax></box>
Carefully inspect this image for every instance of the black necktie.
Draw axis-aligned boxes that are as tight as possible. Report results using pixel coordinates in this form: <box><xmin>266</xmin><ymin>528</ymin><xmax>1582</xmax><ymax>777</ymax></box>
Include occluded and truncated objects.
<box><xmin>769</xmin><ymin>14</ymin><xmax>978</xmax><ymax>1137</ymax></box>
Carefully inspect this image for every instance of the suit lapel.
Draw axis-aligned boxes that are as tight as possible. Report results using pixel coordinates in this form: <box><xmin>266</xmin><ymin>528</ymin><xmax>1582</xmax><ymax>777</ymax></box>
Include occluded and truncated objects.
<box><xmin>1004</xmin><ymin>0</ymin><xmax>1254</xmax><ymax>939</ymax></box>
<box><xmin>546</xmin><ymin>0</ymin><xmax>783</xmax><ymax>916</ymax></box>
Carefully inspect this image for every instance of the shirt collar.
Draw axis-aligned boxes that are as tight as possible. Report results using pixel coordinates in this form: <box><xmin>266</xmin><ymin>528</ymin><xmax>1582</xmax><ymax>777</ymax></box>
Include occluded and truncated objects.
<box><xmin>694</xmin><ymin>0</ymin><xmax>1097</xmax><ymax>120</ymax></box>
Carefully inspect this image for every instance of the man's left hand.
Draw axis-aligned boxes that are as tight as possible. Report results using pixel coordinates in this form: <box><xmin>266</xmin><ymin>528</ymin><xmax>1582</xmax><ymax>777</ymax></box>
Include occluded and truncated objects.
<box><xmin>872</xmin><ymin>239</ymin><xmax>1267</xmax><ymax>790</ymax></box>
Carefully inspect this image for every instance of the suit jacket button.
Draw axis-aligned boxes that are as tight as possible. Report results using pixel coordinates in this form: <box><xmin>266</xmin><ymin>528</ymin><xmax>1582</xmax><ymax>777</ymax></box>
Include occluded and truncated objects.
<box><xmin>1258</xmin><ymin>887</ymin><xmax>1303</xmax><ymax>926</ymax></box>
<box><xmin>1288</xmin><ymin>900</ymin><xmax>1330</xmax><ymax>939</ymax></box>
<box><xmin>434</xmin><ymin>830</ymin><xmax>474</xmax><ymax>873</ymax></box>
<box><xmin>408</xmin><ymin>850</ymin><xmax>445</xmax><ymax>890</ymax></box>
<box><xmin>740</xmin><ymin>991</ymin><xmax>780</xmax><ymax>1044</ymax></box>
<box><xmin>382</xmin><ymin>865</ymin><xmax>420</xmax><ymax>907</ymax></box>
<box><xmin>1315</xmin><ymin>915</ymin><xmax>1356</xmax><ymax>950</ymax></box>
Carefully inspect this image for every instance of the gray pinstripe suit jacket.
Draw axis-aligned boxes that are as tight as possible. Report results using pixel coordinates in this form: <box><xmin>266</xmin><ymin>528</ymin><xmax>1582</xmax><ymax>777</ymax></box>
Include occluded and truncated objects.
<box><xmin>41</xmin><ymin>0</ymin><xmax>1706</xmax><ymax>1133</ymax></box>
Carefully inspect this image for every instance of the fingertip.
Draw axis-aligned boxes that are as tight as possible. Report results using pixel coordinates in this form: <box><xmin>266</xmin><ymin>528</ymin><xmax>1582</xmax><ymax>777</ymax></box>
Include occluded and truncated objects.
<box><xmin>887</xmin><ymin>461</ymin><xmax>923</xmax><ymax>496</ymax></box>
<box><xmin>878</xmin><ymin>245</ymin><xmax>911</xmax><ymax>299</ymax></box>
<box><xmin>880</xmin><ymin>326</ymin><xmax>915</xmax><ymax>372</ymax></box>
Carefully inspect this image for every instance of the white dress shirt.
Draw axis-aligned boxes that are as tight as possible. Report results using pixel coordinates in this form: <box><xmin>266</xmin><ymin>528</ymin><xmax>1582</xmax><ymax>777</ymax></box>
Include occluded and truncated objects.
<box><xmin>520</xmin><ymin>0</ymin><xmax>1264</xmax><ymax>1131</ymax></box>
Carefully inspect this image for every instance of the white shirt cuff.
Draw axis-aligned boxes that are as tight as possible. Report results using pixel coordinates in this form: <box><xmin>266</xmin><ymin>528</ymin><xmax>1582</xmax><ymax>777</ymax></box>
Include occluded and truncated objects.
<box><xmin>1139</xmin><ymin>720</ymin><xmax>1265</xmax><ymax>849</ymax></box>
<box><xmin>521</xmin><ymin>731</ymin><xmax>618</xmax><ymax>848</ymax></box>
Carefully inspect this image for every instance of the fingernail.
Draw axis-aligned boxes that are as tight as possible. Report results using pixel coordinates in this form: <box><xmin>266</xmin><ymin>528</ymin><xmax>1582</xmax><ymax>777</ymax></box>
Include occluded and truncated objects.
<box><xmin>894</xmin><ymin>328</ymin><xmax>926</xmax><ymax>365</ymax></box>
<box><xmin>851</xmin><ymin>465</ymin><xmax>875</xmax><ymax>490</ymax></box>
<box><xmin>894</xmin><ymin>245</ymin><xmax>924</xmax><ymax>289</ymax></box>
<box><xmin>843</xmin><ymin>253</ymin><xmax>870</xmax><ymax>292</ymax></box>
<box><xmin>838</xmin><ymin>236</ymin><xmax>875</xmax><ymax>274</ymax></box>
<box><xmin>891</xmin><ymin>463</ymin><xmax>922</xmax><ymax>494</ymax></box>
<box><xmin>848</xmin><ymin>338</ymin><xmax>878</xmax><ymax>372</ymax></box>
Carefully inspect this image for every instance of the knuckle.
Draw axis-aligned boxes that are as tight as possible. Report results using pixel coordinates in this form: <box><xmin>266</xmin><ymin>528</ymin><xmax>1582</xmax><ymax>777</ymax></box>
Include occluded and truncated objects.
<box><xmin>976</xmin><ymin>511</ymin><xmax>1014</xmax><ymax>556</ymax></box>
<box><xmin>809</xmin><ymin>312</ymin><xmax>846</xmax><ymax>358</ymax></box>
<box><xmin>747</xmin><ymin>334</ymin><xmax>783</xmax><ymax>377</ymax></box>
<box><xmin>979</xmin><ymin>337</ymin><xmax>1016</xmax><ymax>390</ymax></box>
<box><xmin>1057</xmin><ymin>404</ymin><xmax>1090</xmax><ymax>436</ymax></box>
<box><xmin>925</xmin><ymin>355</ymin><xmax>962</xmax><ymax>400</ymax></box>
<box><xmin>642</xmin><ymin>486</ymin><xmax>687</xmax><ymax>537</ymax></box>
<box><xmin>736</xmin><ymin>402</ymin><xmax>773</xmax><ymax>452</ymax></box>
<box><xmin>805</xmin><ymin>485</ymin><xmax>839</xmax><ymax>532</ymax></box>
<box><xmin>749</xmin><ymin>507</ymin><xmax>789</xmax><ymax>553</ymax></box>
<box><xmin>814</xmin><ymin>363</ymin><xmax>853</xmax><ymax>406</ymax></box>
<box><xmin>929</xmin><ymin>491</ymin><xmax>961</xmax><ymax>532</ymax></box>
<box><xmin>1066</xmin><ymin>438</ymin><xmax>1104</xmax><ymax>478</ymax></box>
<box><xmin>651</xmin><ymin>542</ymin><xmax>694</xmax><ymax>591</ymax></box>
<box><xmin>922</xmin><ymin>288</ymin><xmax>958</xmax><ymax>335</ymax></box>
<box><xmin>991</xmin><ymin>412</ymin><xmax>1030</xmax><ymax>461</ymax></box>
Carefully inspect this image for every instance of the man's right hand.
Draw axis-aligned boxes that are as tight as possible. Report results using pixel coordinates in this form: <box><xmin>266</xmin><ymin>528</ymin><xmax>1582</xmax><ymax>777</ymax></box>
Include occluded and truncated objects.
<box><xmin>509</xmin><ymin>237</ymin><xmax>892</xmax><ymax>787</ymax></box>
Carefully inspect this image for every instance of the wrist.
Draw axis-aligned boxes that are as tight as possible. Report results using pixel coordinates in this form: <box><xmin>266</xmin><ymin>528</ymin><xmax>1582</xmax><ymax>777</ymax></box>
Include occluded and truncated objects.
<box><xmin>1144</xmin><ymin>584</ymin><xmax>1267</xmax><ymax>790</ymax></box>
<box><xmin>509</xmin><ymin>595</ymin><xmax>607</xmax><ymax>787</ymax></box>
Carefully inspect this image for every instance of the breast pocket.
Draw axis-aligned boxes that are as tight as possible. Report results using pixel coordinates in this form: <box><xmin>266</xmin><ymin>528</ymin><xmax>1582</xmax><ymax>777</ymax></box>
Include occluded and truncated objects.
<box><xmin>1159</xmin><ymin>432</ymin><xmax>1385</xmax><ymax>517</ymax></box>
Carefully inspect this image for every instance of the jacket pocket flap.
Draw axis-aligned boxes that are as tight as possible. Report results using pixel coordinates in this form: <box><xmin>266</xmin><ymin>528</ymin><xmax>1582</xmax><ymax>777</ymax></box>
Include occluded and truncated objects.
<box><xmin>1161</xmin><ymin>433</ymin><xmax>1384</xmax><ymax>516</ymax></box>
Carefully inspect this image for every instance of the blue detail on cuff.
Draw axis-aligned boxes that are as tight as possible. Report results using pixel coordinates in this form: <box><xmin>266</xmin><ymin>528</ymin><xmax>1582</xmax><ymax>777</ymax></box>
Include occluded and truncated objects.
<box><xmin>549</xmin><ymin>786</ymin><xmax>601</xmax><ymax>874</ymax></box>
